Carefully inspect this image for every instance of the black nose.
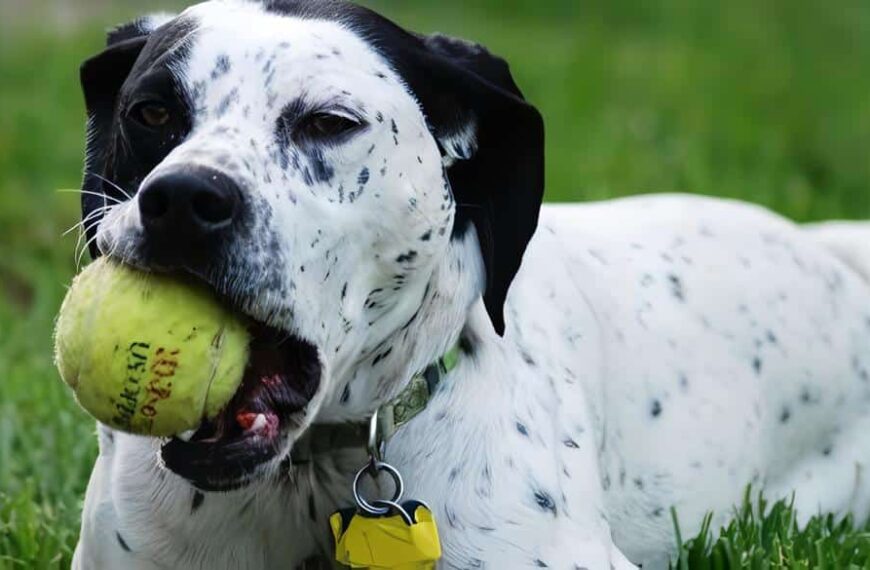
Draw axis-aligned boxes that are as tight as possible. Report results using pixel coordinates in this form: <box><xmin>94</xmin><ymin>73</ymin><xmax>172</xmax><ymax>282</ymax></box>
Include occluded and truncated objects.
<box><xmin>138</xmin><ymin>167</ymin><xmax>243</xmax><ymax>267</ymax></box>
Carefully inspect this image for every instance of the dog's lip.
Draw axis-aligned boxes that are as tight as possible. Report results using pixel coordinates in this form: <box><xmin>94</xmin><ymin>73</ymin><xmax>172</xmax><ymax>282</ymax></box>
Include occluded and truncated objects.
<box><xmin>159</xmin><ymin>323</ymin><xmax>323</xmax><ymax>492</ymax></box>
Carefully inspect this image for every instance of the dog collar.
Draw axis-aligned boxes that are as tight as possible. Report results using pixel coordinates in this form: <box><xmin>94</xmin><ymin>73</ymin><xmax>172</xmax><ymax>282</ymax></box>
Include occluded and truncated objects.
<box><xmin>289</xmin><ymin>343</ymin><xmax>461</xmax><ymax>465</ymax></box>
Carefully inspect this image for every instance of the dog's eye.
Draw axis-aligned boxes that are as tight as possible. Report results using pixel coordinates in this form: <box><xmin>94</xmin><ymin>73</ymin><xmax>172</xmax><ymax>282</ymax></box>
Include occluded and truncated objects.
<box><xmin>298</xmin><ymin>112</ymin><xmax>363</xmax><ymax>141</ymax></box>
<box><xmin>130</xmin><ymin>102</ymin><xmax>171</xmax><ymax>129</ymax></box>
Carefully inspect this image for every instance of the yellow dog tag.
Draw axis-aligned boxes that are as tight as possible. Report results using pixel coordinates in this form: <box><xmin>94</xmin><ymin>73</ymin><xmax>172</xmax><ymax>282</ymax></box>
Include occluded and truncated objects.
<box><xmin>330</xmin><ymin>501</ymin><xmax>442</xmax><ymax>569</ymax></box>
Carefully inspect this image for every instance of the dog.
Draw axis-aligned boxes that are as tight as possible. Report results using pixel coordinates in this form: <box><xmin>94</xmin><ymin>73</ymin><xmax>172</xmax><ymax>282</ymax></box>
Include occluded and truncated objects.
<box><xmin>71</xmin><ymin>1</ymin><xmax>870</xmax><ymax>568</ymax></box>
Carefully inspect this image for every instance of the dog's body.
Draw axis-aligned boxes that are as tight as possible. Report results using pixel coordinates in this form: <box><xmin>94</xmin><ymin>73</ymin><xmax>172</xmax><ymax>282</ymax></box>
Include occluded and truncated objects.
<box><xmin>75</xmin><ymin>195</ymin><xmax>870</xmax><ymax>569</ymax></box>
<box><xmin>71</xmin><ymin>1</ymin><xmax>870</xmax><ymax>568</ymax></box>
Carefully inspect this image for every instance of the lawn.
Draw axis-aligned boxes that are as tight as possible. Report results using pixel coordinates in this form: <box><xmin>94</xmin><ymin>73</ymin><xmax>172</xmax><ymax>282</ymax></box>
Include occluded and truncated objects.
<box><xmin>2</xmin><ymin>0</ymin><xmax>870</xmax><ymax>567</ymax></box>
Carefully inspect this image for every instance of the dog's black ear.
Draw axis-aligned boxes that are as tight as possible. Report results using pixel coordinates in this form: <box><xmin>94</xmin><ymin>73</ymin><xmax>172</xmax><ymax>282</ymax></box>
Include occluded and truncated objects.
<box><xmin>81</xmin><ymin>15</ymin><xmax>174</xmax><ymax>110</ymax></box>
<box><xmin>391</xmin><ymin>33</ymin><xmax>545</xmax><ymax>335</ymax></box>
<box><xmin>80</xmin><ymin>36</ymin><xmax>146</xmax><ymax>121</ymax></box>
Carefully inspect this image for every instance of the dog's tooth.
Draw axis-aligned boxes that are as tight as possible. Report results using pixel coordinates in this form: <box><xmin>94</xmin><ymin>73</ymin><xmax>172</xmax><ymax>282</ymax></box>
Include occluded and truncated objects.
<box><xmin>252</xmin><ymin>413</ymin><xmax>268</xmax><ymax>432</ymax></box>
<box><xmin>177</xmin><ymin>429</ymin><xmax>197</xmax><ymax>441</ymax></box>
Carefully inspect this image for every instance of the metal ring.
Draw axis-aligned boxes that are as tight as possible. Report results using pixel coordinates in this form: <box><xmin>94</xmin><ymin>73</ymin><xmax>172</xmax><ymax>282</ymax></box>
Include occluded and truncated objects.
<box><xmin>372</xmin><ymin>500</ymin><xmax>414</xmax><ymax>525</ymax></box>
<box><xmin>352</xmin><ymin>460</ymin><xmax>404</xmax><ymax>516</ymax></box>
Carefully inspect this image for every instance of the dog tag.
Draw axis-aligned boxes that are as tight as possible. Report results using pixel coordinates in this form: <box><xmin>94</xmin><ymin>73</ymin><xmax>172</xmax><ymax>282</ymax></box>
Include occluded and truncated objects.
<box><xmin>330</xmin><ymin>500</ymin><xmax>441</xmax><ymax>569</ymax></box>
<box><xmin>330</xmin><ymin>411</ymin><xmax>442</xmax><ymax>569</ymax></box>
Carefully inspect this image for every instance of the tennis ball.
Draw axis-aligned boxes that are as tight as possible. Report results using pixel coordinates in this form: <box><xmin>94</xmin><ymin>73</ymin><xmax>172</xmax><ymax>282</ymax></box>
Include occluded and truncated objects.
<box><xmin>55</xmin><ymin>258</ymin><xmax>250</xmax><ymax>437</ymax></box>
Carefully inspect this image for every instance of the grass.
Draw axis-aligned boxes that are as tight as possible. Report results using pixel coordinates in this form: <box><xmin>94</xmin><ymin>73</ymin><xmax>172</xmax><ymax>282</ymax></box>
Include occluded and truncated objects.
<box><xmin>1</xmin><ymin>0</ymin><xmax>870</xmax><ymax>567</ymax></box>
<box><xmin>672</xmin><ymin>491</ymin><xmax>870</xmax><ymax>569</ymax></box>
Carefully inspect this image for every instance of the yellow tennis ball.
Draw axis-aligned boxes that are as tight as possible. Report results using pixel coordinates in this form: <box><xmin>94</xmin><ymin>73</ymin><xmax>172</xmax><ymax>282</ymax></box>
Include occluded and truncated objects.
<box><xmin>55</xmin><ymin>258</ymin><xmax>250</xmax><ymax>437</ymax></box>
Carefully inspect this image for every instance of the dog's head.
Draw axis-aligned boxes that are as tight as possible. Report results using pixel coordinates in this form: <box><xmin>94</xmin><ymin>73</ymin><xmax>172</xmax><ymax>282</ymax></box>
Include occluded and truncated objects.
<box><xmin>80</xmin><ymin>0</ymin><xmax>543</xmax><ymax>490</ymax></box>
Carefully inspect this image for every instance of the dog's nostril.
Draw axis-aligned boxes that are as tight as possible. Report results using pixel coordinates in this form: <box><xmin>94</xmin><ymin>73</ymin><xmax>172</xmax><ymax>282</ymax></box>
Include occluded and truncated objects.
<box><xmin>192</xmin><ymin>189</ymin><xmax>235</xmax><ymax>225</ymax></box>
<box><xmin>139</xmin><ymin>185</ymin><xmax>170</xmax><ymax>221</ymax></box>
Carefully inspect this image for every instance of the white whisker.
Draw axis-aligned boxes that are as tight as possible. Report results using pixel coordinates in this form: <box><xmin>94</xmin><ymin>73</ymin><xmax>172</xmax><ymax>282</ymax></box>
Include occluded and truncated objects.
<box><xmin>70</xmin><ymin>209</ymin><xmax>109</xmax><ymax>266</ymax></box>
<box><xmin>76</xmin><ymin>230</ymin><xmax>103</xmax><ymax>270</ymax></box>
<box><xmin>57</xmin><ymin>188</ymin><xmax>125</xmax><ymax>206</ymax></box>
<box><xmin>84</xmin><ymin>171</ymin><xmax>134</xmax><ymax>201</ymax></box>
<box><xmin>62</xmin><ymin>205</ymin><xmax>114</xmax><ymax>237</ymax></box>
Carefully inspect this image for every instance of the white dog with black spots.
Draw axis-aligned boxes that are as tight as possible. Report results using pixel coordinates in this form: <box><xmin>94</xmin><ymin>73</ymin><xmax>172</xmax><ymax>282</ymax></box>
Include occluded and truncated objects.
<box><xmin>72</xmin><ymin>1</ymin><xmax>870</xmax><ymax>568</ymax></box>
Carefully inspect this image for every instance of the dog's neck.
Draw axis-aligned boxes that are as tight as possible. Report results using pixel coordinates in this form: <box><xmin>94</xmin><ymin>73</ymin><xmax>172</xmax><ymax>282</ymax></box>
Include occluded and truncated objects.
<box><xmin>261</xmin><ymin>231</ymin><xmax>489</xmax><ymax>565</ymax></box>
<box><xmin>316</xmin><ymin>228</ymin><xmax>486</xmax><ymax>424</ymax></box>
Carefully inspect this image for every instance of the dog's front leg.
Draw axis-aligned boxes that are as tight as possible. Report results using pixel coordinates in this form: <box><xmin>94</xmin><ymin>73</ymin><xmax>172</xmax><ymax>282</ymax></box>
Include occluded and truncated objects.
<box><xmin>75</xmin><ymin>425</ymin><xmax>323</xmax><ymax>570</ymax></box>
<box><xmin>74</xmin><ymin>427</ymin><xmax>167</xmax><ymax>570</ymax></box>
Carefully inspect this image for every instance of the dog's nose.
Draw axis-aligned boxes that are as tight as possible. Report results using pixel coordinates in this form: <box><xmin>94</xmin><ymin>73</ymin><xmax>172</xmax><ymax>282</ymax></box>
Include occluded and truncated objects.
<box><xmin>140</xmin><ymin>168</ymin><xmax>240</xmax><ymax>233</ymax></box>
<box><xmin>138</xmin><ymin>167</ymin><xmax>243</xmax><ymax>267</ymax></box>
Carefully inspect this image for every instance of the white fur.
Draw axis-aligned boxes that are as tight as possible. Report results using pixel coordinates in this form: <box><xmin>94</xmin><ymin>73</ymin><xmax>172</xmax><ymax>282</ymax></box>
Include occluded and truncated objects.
<box><xmin>76</xmin><ymin>2</ymin><xmax>870</xmax><ymax>569</ymax></box>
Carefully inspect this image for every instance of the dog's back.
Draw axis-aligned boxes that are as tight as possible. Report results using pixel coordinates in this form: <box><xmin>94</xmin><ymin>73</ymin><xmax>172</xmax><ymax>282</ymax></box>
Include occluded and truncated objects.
<box><xmin>504</xmin><ymin>194</ymin><xmax>870</xmax><ymax>565</ymax></box>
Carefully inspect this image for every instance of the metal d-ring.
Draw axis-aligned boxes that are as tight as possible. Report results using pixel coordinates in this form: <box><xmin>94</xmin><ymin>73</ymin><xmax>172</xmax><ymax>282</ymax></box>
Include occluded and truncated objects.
<box><xmin>372</xmin><ymin>499</ymin><xmax>414</xmax><ymax>525</ymax></box>
<box><xmin>352</xmin><ymin>460</ymin><xmax>405</xmax><ymax>516</ymax></box>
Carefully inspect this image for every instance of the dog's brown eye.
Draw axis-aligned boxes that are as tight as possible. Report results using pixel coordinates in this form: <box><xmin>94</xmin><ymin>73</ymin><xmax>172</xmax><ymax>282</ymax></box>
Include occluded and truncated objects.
<box><xmin>302</xmin><ymin>112</ymin><xmax>362</xmax><ymax>140</ymax></box>
<box><xmin>131</xmin><ymin>102</ymin><xmax>171</xmax><ymax>128</ymax></box>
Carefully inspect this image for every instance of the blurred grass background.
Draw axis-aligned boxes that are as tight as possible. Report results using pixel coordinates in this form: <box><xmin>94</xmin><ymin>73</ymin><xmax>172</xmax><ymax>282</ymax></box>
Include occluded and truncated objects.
<box><xmin>2</xmin><ymin>0</ymin><xmax>870</xmax><ymax>567</ymax></box>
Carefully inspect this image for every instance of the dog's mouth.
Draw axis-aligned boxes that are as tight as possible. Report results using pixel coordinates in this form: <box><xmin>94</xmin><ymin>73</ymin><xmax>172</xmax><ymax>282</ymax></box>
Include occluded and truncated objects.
<box><xmin>160</xmin><ymin>318</ymin><xmax>322</xmax><ymax>492</ymax></box>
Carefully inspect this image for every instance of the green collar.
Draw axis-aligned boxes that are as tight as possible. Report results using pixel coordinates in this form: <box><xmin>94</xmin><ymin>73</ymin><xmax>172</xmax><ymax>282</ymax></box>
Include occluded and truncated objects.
<box><xmin>290</xmin><ymin>343</ymin><xmax>461</xmax><ymax>465</ymax></box>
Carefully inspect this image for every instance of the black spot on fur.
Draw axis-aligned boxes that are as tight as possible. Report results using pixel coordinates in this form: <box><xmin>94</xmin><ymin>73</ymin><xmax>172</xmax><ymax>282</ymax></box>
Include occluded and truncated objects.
<box><xmin>516</xmin><ymin>422</ymin><xmax>529</xmax><ymax>436</ymax></box>
<box><xmin>116</xmin><ymin>531</ymin><xmax>131</xmax><ymax>552</ymax></box>
<box><xmin>372</xmin><ymin>347</ymin><xmax>393</xmax><ymax>366</ymax></box>
<box><xmin>651</xmin><ymin>399</ymin><xmax>663</xmax><ymax>418</ymax></box>
<box><xmin>679</xmin><ymin>373</ymin><xmax>689</xmax><ymax>390</ymax></box>
<box><xmin>396</xmin><ymin>251</ymin><xmax>418</xmax><ymax>264</ymax></box>
<box><xmin>780</xmin><ymin>406</ymin><xmax>791</xmax><ymax>423</ymax></box>
<box><xmin>215</xmin><ymin>87</ymin><xmax>240</xmax><ymax>118</ymax></box>
<box><xmin>448</xmin><ymin>466</ymin><xmax>461</xmax><ymax>483</ymax></box>
<box><xmin>211</xmin><ymin>54</ymin><xmax>231</xmax><ymax>79</ymax></box>
<box><xmin>191</xmin><ymin>491</ymin><xmax>205</xmax><ymax>513</ymax></box>
<box><xmin>310</xmin><ymin>150</ymin><xmax>334</xmax><ymax>183</ymax></box>
<box><xmin>533</xmin><ymin>490</ymin><xmax>557</xmax><ymax>516</ymax></box>
<box><xmin>668</xmin><ymin>274</ymin><xmax>685</xmax><ymax>302</ymax></box>
<box><xmin>800</xmin><ymin>388</ymin><xmax>812</xmax><ymax>404</ymax></box>
<box><xmin>358</xmin><ymin>167</ymin><xmax>370</xmax><ymax>186</ymax></box>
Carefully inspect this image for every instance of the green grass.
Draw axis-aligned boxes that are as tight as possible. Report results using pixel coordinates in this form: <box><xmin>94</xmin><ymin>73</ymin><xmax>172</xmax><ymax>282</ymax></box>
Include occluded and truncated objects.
<box><xmin>672</xmin><ymin>491</ymin><xmax>870</xmax><ymax>569</ymax></box>
<box><xmin>2</xmin><ymin>0</ymin><xmax>870</xmax><ymax>567</ymax></box>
